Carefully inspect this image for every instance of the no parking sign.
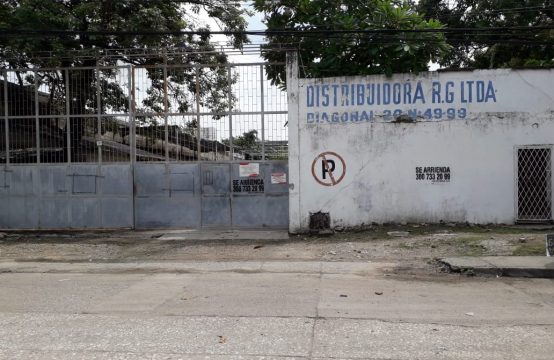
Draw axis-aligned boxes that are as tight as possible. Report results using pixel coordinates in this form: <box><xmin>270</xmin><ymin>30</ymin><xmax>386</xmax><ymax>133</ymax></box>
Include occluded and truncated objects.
<box><xmin>311</xmin><ymin>152</ymin><xmax>346</xmax><ymax>186</ymax></box>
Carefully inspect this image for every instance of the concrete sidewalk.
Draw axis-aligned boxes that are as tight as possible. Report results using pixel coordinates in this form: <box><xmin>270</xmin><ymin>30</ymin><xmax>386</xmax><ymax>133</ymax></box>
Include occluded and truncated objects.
<box><xmin>441</xmin><ymin>256</ymin><xmax>554</xmax><ymax>278</ymax></box>
<box><xmin>0</xmin><ymin>260</ymin><xmax>394</xmax><ymax>275</ymax></box>
<box><xmin>1</xmin><ymin>259</ymin><xmax>554</xmax><ymax>359</ymax></box>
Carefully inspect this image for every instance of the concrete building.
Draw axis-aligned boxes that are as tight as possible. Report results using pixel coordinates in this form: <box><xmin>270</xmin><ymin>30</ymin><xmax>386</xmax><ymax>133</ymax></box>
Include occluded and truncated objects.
<box><xmin>287</xmin><ymin>54</ymin><xmax>554</xmax><ymax>233</ymax></box>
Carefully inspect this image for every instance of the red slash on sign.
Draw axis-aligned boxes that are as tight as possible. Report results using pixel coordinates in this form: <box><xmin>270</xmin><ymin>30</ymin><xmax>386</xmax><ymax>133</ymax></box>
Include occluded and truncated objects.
<box><xmin>311</xmin><ymin>151</ymin><xmax>346</xmax><ymax>186</ymax></box>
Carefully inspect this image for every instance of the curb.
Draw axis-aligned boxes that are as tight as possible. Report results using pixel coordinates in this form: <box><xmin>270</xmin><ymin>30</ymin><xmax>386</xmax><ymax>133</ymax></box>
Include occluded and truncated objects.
<box><xmin>0</xmin><ymin>260</ymin><xmax>394</xmax><ymax>276</ymax></box>
<box><xmin>440</xmin><ymin>257</ymin><xmax>554</xmax><ymax>278</ymax></box>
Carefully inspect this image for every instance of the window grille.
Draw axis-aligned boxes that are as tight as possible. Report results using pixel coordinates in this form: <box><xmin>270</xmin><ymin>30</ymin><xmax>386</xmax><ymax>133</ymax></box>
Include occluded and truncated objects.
<box><xmin>517</xmin><ymin>147</ymin><xmax>552</xmax><ymax>222</ymax></box>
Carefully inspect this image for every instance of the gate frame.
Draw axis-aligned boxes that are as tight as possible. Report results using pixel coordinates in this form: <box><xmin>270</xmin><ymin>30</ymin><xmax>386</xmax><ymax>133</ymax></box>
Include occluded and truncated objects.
<box><xmin>1</xmin><ymin>62</ymin><xmax>289</xmax><ymax>230</ymax></box>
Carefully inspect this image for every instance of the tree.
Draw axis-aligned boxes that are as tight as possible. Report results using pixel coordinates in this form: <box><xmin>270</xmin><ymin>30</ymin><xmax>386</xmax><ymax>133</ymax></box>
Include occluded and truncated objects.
<box><xmin>418</xmin><ymin>0</ymin><xmax>554</xmax><ymax>69</ymax></box>
<box><xmin>233</xmin><ymin>129</ymin><xmax>258</xmax><ymax>149</ymax></box>
<box><xmin>0</xmin><ymin>0</ymin><xmax>248</xmax><ymax>161</ymax></box>
<box><xmin>223</xmin><ymin>129</ymin><xmax>260</xmax><ymax>159</ymax></box>
<box><xmin>253</xmin><ymin>0</ymin><xmax>451</xmax><ymax>87</ymax></box>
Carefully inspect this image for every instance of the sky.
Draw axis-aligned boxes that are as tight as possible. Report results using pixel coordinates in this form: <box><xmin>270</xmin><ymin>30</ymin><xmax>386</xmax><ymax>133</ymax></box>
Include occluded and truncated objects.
<box><xmin>206</xmin><ymin>4</ymin><xmax>267</xmax><ymax>64</ymax></box>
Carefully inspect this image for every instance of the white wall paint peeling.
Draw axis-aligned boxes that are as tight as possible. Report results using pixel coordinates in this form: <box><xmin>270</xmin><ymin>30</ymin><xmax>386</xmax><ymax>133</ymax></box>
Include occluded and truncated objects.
<box><xmin>287</xmin><ymin>60</ymin><xmax>554</xmax><ymax>232</ymax></box>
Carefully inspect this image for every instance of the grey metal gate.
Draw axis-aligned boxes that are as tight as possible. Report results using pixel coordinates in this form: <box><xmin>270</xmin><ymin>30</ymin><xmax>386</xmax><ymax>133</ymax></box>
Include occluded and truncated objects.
<box><xmin>0</xmin><ymin>164</ymin><xmax>133</xmax><ymax>229</ymax></box>
<box><xmin>0</xmin><ymin>62</ymin><xmax>289</xmax><ymax>229</ymax></box>
<box><xmin>201</xmin><ymin>163</ymin><xmax>231</xmax><ymax>227</ymax></box>
<box><xmin>199</xmin><ymin>162</ymin><xmax>289</xmax><ymax>229</ymax></box>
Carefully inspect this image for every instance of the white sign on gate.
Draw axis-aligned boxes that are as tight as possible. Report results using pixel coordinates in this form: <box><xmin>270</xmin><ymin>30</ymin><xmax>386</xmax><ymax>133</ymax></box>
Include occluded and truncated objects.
<box><xmin>239</xmin><ymin>162</ymin><xmax>259</xmax><ymax>177</ymax></box>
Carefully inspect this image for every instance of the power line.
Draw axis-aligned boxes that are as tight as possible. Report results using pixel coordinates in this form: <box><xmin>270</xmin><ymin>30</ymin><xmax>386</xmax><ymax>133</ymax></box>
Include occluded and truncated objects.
<box><xmin>0</xmin><ymin>25</ymin><xmax>553</xmax><ymax>38</ymax></box>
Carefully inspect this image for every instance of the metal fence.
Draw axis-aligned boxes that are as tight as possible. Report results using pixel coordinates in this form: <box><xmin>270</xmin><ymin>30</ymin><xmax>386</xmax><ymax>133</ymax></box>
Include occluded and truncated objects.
<box><xmin>1</xmin><ymin>63</ymin><xmax>288</xmax><ymax>165</ymax></box>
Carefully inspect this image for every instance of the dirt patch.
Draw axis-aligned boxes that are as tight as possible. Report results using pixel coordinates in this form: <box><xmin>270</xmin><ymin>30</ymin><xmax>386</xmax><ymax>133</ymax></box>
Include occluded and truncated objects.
<box><xmin>0</xmin><ymin>225</ymin><xmax>551</xmax><ymax>266</ymax></box>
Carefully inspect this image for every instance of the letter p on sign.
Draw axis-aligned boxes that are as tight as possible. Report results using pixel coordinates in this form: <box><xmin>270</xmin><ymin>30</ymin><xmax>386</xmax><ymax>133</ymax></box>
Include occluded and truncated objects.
<box><xmin>312</xmin><ymin>152</ymin><xmax>346</xmax><ymax>186</ymax></box>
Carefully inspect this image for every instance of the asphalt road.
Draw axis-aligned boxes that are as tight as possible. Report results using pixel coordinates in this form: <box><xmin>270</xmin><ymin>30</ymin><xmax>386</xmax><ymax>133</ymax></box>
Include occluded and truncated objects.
<box><xmin>0</xmin><ymin>261</ymin><xmax>553</xmax><ymax>359</ymax></box>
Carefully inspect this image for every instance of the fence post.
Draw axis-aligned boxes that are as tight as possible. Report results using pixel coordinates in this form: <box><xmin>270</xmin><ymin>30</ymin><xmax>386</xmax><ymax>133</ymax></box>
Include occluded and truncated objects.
<box><xmin>96</xmin><ymin>67</ymin><xmax>102</xmax><ymax>164</ymax></box>
<box><xmin>34</xmin><ymin>71</ymin><xmax>40</xmax><ymax>164</ymax></box>
<box><xmin>260</xmin><ymin>64</ymin><xmax>265</xmax><ymax>160</ymax></box>
<box><xmin>3</xmin><ymin>70</ymin><xmax>9</xmax><ymax>165</ymax></box>
<box><xmin>286</xmin><ymin>51</ymin><xmax>301</xmax><ymax>233</ymax></box>
<box><xmin>163</xmin><ymin>64</ymin><xmax>169</xmax><ymax>162</ymax></box>
<box><xmin>228</xmin><ymin>65</ymin><xmax>233</xmax><ymax>161</ymax></box>
<box><xmin>196</xmin><ymin>66</ymin><xmax>201</xmax><ymax>161</ymax></box>
<box><xmin>65</xmin><ymin>69</ymin><xmax>71</xmax><ymax>163</ymax></box>
<box><xmin>129</xmin><ymin>66</ymin><xmax>136</xmax><ymax>164</ymax></box>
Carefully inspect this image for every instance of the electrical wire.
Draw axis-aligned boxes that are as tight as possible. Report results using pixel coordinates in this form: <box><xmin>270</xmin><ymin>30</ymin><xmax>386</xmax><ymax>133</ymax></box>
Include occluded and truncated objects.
<box><xmin>0</xmin><ymin>25</ymin><xmax>553</xmax><ymax>38</ymax></box>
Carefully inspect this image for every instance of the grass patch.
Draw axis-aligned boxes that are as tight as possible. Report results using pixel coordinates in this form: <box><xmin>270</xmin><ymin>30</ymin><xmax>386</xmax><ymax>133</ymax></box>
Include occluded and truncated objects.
<box><xmin>512</xmin><ymin>242</ymin><xmax>546</xmax><ymax>256</ymax></box>
<box><xmin>456</xmin><ymin>235</ymin><xmax>485</xmax><ymax>244</ymax></box>
<box><xmin>397</xmin><ymin>242</ymin><xmax>415</xmax><ymax>249</ymax></box>
<box><xmin>452</xmin><ymin>235</ymin><xmax>488</xmax><ymax>256</ymax></box>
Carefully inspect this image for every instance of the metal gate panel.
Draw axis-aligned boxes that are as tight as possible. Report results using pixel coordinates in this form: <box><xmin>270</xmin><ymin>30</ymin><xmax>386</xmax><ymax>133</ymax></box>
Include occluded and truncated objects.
<box><xmin>201</xmin><ymin>164</ymin><xmax>231</xmax><ymax>227</ymax></box>
<box><xmin>0</xmin><ymin>62</ymin><xmax>289</xmax><ymax>230</ymax></box>
<box><xmin>39</xmin><ymin>198</ymin><xmax>69</xmax><ymax>228</ymax></box>
<box><xmin>70</xmin><ymin>197</ymin><xmax>101</xmax><ymax>228</ymax></box>
<box><xmin>9</xmin><ymin>166</ymin><xmax>38</xmax><ymax>196</ymax></box>
<box><xmin>99</xmin><ymin>165</ymin><xmax>133</xmax><ymax>228</ymax></box>
<box><xmin>0</xmin><ymin>169</ymin><xmax>9</xmax><ymax>227</ymax></box>
<box><xmin>134</xmin><ymin>163</ymin><xmax>201</xmax><ymax>229</ymax></box>
<box><xmin>0</xmin><ymin>164</ymin><xmax>133</xmax><ymax>229</ymax></box>
<box><xmin>102</xmin><ymin>197</ymin><xmax>133</xmax><ymax>228</ymax></box>
<box><xmin>39</xmin><ymin>166</ymin><xmax>68</xmax><ymax>195</ymax></box>
<box><xmin>7</xmin><ymin>196</ymin><xmax>40</xmax><ymax>229</ymax></box>
<box><xmin>262</xmin><ymin>162</ymin><xmax>289</xmax><ymax>228</ymax></box>
<box><xmin>231</xmin><ymin>195</ymin><xmax>266</xmax><ymax>227</ymax></box>
<box><xmin>4</xmin><ymin>167</ymin><xmax>40</xmax><ymax>228</ymax></box>
<box><xmin>264</xmin><ymin>195</ymin><xmax>289</xmax><ymax>227</ymax></box>
<box><xmin>202</xmin><ymin>196</ymin><xmax>231</xmax><ymax>227</ymax></box>
<box><xmin>517</xmin><ymin>146</ymin><xmax>552</xmax><ymax>222</ymax></box>
<box><xmin>38</xmin><ymin>166</ymin><xmax>70</xmax><ymax>228</ymax></box>
<box><xmin>230</xmin><ymin>161</ymin><xmax>288</xmax><ymax>229</ymax></box>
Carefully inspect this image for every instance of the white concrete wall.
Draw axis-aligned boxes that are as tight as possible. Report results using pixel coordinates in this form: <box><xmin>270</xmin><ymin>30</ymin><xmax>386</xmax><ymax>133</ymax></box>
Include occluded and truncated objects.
<box><xmin>288</xmin><ymin>63</ymin><xmax>554</xmax><ymax>232</ymax></box>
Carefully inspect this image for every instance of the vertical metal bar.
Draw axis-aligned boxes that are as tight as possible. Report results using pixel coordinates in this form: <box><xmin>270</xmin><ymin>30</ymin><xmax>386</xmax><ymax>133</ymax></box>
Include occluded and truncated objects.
<box><xmin>514</xmin><ymin>146</ymin><xmax>519</xmax><ymax>221</ymax></box>
<box><xmin>3</xmin><ymin>70</ymin><xmax>9</xmax><ymax>165</ymax></box>
<box><xmin>96</xmin><ymin>67</ymin><xmax>102</xmax><ymax>164</ymax></box>
<box><xmin>65</xmin><ymin>69</ymin><xmax>71</xmax><ymax>163</ymax></box>
<box><xmin>129</xmin><ymin>66</ymin><xmax>136</xmax><ymax>164</ymax></box>
<box><xmin>228</xmin><ymin>66</ymin><xmax>233</xmax><ymax>161</ymax></box>
<box><xmin>260</xmin><ymin>65</ymin><xmax>265</xmax><ymax>161</ymax></box>
<box><xmin>128</xmin><ymin>65</ymin><xmax>136</xmax><ymax>230</ymax></box>
<box><xmin>195</xmin><ymin>66</ymin><xmax>201</xmax><ymax>161</ymax></box>
<box><xmin>163</xmin><ymin>64</ymin><xmax>169</xmax><ymax>162</ymax></box>
<box><xmin>546</xmin><ymin>146</ymin><xmax>552</xmax><ymax>220</ymax></box>
<box><xmin>34</xmin><ymin>71</ymin><xmax>40</xmax><ymax>164</ymax></box>
<box><xmin>176</xmin><ymin>127</ymin><xmax>180</xmax><ymax>160</ymax></box>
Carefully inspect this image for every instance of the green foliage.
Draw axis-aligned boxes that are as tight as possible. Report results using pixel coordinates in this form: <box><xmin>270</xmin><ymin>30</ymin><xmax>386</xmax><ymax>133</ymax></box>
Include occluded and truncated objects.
<box><xmin>222</xmin><ymin>129</ymin><xmax>261</xmax><ymax>158</ymax></box>
<box><xmin>0</xmin><ymin>1</ymin><xmax>248</xmax><ymax>115</ymax></box>
<box><xmin>418</xmin><ymin>0</ymin><xmax>554</xmax><ymax>69</ymax></box>
<box><xmin>253</xmin><ymin>0</ymin><xmax>451</xmax><ymax>87</ymax></box>
<box><xmin>233</xmin><ymin>129</ymin><xmax>258</xmax><ymax>149</ymax></box>
<box><xmin>513</xmin><ymin>240</ymin><xmax>547</xmax><ymax>256</ymax></box>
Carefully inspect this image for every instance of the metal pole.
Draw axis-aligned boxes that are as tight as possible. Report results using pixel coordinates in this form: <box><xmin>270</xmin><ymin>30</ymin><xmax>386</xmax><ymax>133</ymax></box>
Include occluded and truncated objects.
<box><xmin>195</xmin><ymin>66</ymin><xmax>201</xmax><ymax>161</ymax></box>
<box><xmin>34</xmin><ymin>71</ymin><xmax>40</xmax><ymax>164</ymax></box>
<box><xmin>260</xmin><ymin>65</ymin><xmax>265</xmax><ymax>161</ymax></box>
<box><xmin>228</xmin><ymin>66</ymin><xmax>233</xmax><ymax>161</ymax></box>
<box><xmin>129</xmin><ymin>66</ymin><xmax>136</xmax><ymax>164</ymax></box>
<box><xmin>3</xmin><ymin>70</ymin><xmax>9</xmax><ymax>165</ymax></box>
<box><xmin>65</xmin><ymin>69</ymin><xmax>71</xmax><ymax>163</ymax></box>
<box><xmin>163</xmin><ymin>64</ymin><xmax>169</xmax><ymax>162</ymax></box>
<box><xmin>128</xmin><ymin>65</ymin><xmax>136</xmax><ymax>230</ymax></box>
<box><xmin>95</xmin><ymin>65</ymin><xmax>103</xmax><ymax>224</ymax></box>
<box><xmin>96</xmin><ymin>67</ymin><xmax>102</xmax><ymax>164</ymax></box>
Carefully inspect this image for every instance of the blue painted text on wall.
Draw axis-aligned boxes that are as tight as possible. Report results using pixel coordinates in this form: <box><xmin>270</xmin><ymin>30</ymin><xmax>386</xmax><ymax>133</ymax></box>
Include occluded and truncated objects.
<box><xmin>306</xmin><ymin>80</ymin><xmax>497</xmax><ymax>108</ymax></box>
